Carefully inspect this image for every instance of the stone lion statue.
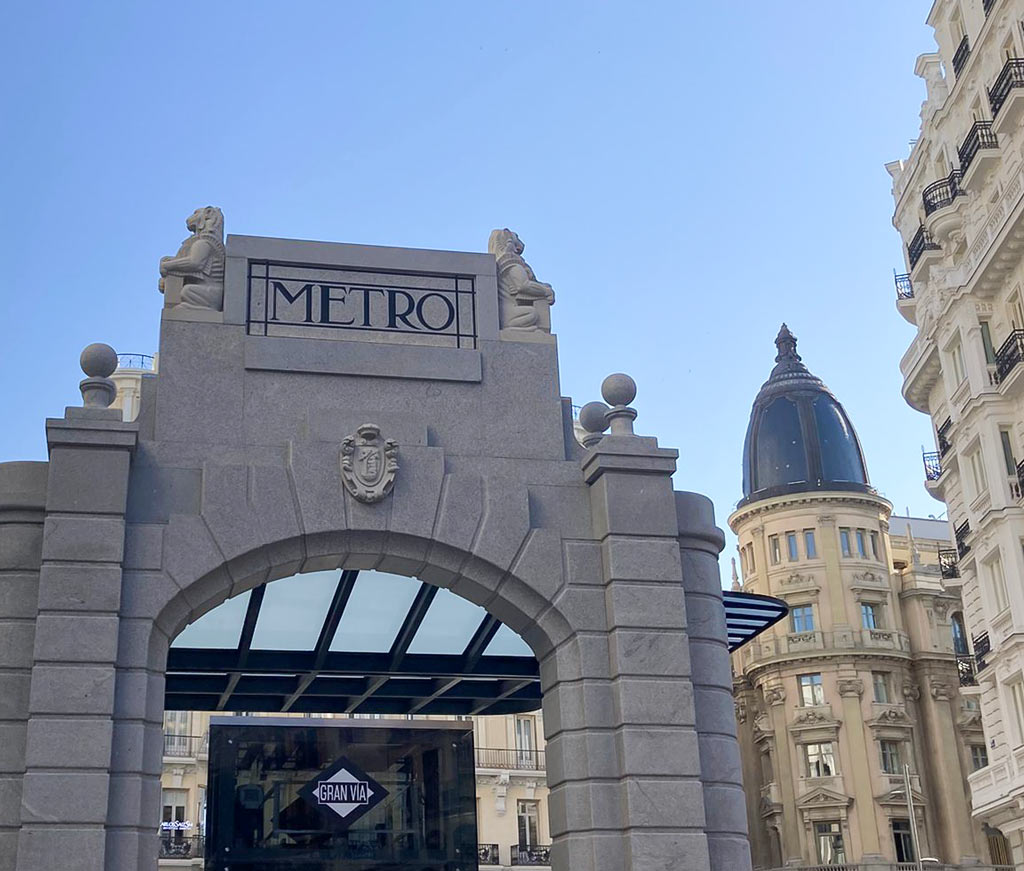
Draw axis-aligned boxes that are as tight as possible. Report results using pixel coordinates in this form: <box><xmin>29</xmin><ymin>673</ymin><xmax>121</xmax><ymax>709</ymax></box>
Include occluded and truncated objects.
<box><xmin>159</xmin><ymin>206</ymin><xmax>226</xmax><ymax>310</ymax></box>
<box><xmin>488</xmin><ymin>228</ymin><xmax>555</xmax><ymax>332</ymax></box>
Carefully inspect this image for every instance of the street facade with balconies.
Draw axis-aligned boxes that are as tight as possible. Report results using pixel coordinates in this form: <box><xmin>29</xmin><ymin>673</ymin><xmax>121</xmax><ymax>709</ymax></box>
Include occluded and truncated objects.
<box><xmin>731</xmin><ymin>329</ymin><xmax>994</xmax><ymax>871</ymax></box>
<box><xmin>888</xmin><ymin>2</ymin><xmax>1024</xmax><ymax>865</ymax></box>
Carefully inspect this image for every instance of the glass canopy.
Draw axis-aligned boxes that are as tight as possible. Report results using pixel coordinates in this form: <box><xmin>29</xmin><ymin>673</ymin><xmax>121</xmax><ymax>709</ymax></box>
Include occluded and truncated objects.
<box><xmin>166</xmin><ymin>569</ymin><xmax>785</xmax><ymax>715</ymax></box>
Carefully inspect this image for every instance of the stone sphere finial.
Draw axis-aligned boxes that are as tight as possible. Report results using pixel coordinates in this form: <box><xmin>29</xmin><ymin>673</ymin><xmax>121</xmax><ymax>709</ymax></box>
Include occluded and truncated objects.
<box><xmin>578</xmin><ymin>401</ymin><xmax>610</xmax><ymax>448</ymax></box>
<box><xmin>80</xmin><ymin>343</ymin><xmax>118</xmax><ymax>379</ymax></box>
<box><xmin>601</xmin><ymin>373</ymin><xmax>637</xmax><ymax>408</ymax></box>
<box><xmin>601</xmin><ymin>373</ymin><xmax>638</xmax><ymax>436</ymax></box>
<box><xmin>79</xmin><ymin>343</ymin><xmax>118</xmax><ymax>408</ymax></box>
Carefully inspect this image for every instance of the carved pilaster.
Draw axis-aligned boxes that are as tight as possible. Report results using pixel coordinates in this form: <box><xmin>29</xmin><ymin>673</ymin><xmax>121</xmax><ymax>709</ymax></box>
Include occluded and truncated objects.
<box><xmin>837</xmin><ymin>679</ymin><xmax>864</xmax><ymax>698</ymax></box>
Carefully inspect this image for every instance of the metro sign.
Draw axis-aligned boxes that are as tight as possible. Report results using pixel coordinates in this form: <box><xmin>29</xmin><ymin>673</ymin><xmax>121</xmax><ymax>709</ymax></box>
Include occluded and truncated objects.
<box><xmin>298</xmin><ymin>756</ymin><xmax>388</xmax><ymax>829</ymax></box>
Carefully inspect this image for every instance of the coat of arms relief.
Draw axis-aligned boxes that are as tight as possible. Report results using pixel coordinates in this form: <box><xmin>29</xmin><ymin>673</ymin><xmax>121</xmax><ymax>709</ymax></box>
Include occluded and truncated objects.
<box><xmin>340</xmin><ymin>424</ymin><xmax>399</xmax><ymax>503</ymax></box>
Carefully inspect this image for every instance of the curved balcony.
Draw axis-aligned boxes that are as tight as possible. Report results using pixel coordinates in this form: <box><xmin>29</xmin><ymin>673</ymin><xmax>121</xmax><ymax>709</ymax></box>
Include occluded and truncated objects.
<box><xmin>900</xmin><ymin>334</ymin><xmax>941</xmax><ymax>413</ymax></box>
<box><xmin>989</xmin><ymin>57</ymin><xmax>1024</xmax><ymax>135</ymax></box>
<box><xmin>958</xmin><ymin>121</ymin><xmax>1000</xmax><ymax>189</ymax></box>
<box><xmin>922</xmin><ymin>170</ymin><xmax>966</xmax><ymax>240</ymax></box>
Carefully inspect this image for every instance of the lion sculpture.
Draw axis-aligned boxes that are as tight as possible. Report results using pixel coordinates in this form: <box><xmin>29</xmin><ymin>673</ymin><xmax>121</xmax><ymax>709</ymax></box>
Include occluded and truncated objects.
<box><xmin>159</xmin><ymin>206</ymin><xmax>226</xmax><ymax>311</ymax></box>
<box><xmin>488</xmin><ymin>228</ymin><xmax>555</xmax><ymax>332</ymax></box>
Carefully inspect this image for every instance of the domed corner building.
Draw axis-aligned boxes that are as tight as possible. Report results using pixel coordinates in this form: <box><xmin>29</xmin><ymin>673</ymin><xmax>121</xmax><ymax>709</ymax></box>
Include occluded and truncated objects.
<box><xmin>731</xmin><ymin>326</ymin><xmax>995</xmax><ymax>871</ymax></box>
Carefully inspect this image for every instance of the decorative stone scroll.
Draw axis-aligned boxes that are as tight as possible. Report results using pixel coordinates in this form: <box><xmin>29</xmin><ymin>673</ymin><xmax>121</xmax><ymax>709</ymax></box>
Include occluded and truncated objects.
<box><xmin>159</xmin><ymin>206</ymin><xmax>226</xmax><ymax>311</ymax></box>
<box><xmin>764</xmin><ymin>685</ymin><xmax>786</xmax><ymax>706</ymax></box>
<box><xmin>488</xmin><ymin>228</ymin><xmax>555</xmax><ymax>333</ymax></box>
<box><xmin>340</xmin><ymin>424</ymin><xmax>398</xmax><ymax>503</ymax></box>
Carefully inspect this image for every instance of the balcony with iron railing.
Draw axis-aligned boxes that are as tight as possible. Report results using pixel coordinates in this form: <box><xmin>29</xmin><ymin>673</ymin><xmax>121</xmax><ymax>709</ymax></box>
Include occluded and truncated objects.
<box><xmin>478</xmin><ymin>844</ymin><xmax>500</xmax><ymax>865</ymax></box>
<box><xmin>957</xmin><ymin>654</ymin><xmax>978</xmax><ymax>686</ymax></box>
<box><xmin>511</xmin><ymin>845</ymin><xmax>551</xmax><ymax>866</ymax></box>
<box><xmin>955</xmin><ymin>519</ymin><xmax>971</xmax><ymax>557</ymax></box>
<box><xmin>958</xmin><ymin>121</ymin><xmax>999</xmax><ymax>185</ymax></box>
<box><xmin>984</xmin><ymin>0</ymin><xmax>997</xmax><ymax>16</ymax></box>
<box><xmin>952</xmin><ymin>34</ymin><xmax>971</xmax><ymax>78</ymax></box>
<box><xmin>937</xmin><ymin>417</ymin><xmax>952</xmax><ymax>456</ymax></box>
<box><xmin>923</xmin><ymin>451</ymin><xmax>943</xmax><ymax>481</ymax></box>
<box><xmin>475</xmin><ymin>747</ymin><xmax>545</xmax><ymax>771</ymax></box>
<box><xmin>163</xmin><ymin>733</ymin><xmax>208</xmax><ymax>758</ymax></box>
<box><xmin>923</xmin><ymin>169</ymin><xmax>965</xmax><ymax>216</ymax></box>
<box><xmin>973</xmin><ymin>631</ymin><xmax>991</xmax><ymax>672</ymax></box>
<box><xmin>989</xmin><ymin>57</ymin><xmax>1024</xmax><ymax>127</ymax></box>
<box><xmin>908</xmin><ymin>224</ymin><xmax>941</xmax><ymax>270</ymax></box>
<box><xmin>938</xmin><ymin>547</ymin><xmax>960</xmax><ymax>580</ymax></box>
<box><xmin>159</xmin><ymin>835</ymin><xmax>204</xmax><ymax>859</ymax></box>
<box><xmin>894</xmin><ymin>272</ymin><xmax>913</xmax><ymax>300</ymax></box>
<box><xmin>995</xmin><ymin>330</ymin><xmax>1024</xmax><ymax>383</ymax></box>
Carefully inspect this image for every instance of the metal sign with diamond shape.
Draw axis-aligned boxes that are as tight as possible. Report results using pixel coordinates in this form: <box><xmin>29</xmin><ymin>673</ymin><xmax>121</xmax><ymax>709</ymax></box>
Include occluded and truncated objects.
<box><xmin>298</xmin><ymin>755</ymin><xmax>388</xmax><ymax>829</ymax></box>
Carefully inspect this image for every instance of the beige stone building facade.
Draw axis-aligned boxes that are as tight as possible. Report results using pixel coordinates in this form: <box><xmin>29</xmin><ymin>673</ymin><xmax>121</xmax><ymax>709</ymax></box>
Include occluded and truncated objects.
<box><xmin>732</xmin><ymin>329</ymin><xmax>995</xmax><ymax>870</ymax></box>
<box><xmin>157</xmin><ymin>711</ymin><xmax>550</xmax><ymax>869</ymax></box>
<box><xmin>887</xmin><ymin>0</ymin><xmax>1024</xmax><ymax>866</ymax></box>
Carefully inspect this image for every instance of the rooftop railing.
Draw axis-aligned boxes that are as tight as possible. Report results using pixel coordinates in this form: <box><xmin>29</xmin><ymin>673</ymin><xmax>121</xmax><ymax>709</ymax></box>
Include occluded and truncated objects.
<box><xmin>952</xmin><ymin>34</ymin><xmax>971</xmax><ymax>78</ymax></box>
<box><xmin>894</xmin><ymin>272</ymin><xmax>913</xmax><ymax>300</ymax></box>
<box><xmin>989</xmin><ymin>58</ymin><xmax>1024</xmax><ymax>115</ymax></box>
<box><xmin>908</xmin><ymin>225</ymin><xmax>940</xmax><ymax>268</ymax></box>
<box><xmin>922</xmin><ymin>169</ymin><xmax>965</xmax><ymax>215</ymax></box>
<box><xmin>115</xmin><ymin>353</ymin><xmax>155</xmax><ymax>371</ymax></box>
<box><xmin>958</xmin><ymin>121</ymin><xmax>999</xmax><ymax>175</ymax></box>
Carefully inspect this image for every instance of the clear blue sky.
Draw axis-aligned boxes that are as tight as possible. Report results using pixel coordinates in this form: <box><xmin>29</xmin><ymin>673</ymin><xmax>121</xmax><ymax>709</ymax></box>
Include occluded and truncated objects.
<box><xmin>0</xmin><ymin>2</ymin><xmax>940</xmax><ymax>584</ymax></box>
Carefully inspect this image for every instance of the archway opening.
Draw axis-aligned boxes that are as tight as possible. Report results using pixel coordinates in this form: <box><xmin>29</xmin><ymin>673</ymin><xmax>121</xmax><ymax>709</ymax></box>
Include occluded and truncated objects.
<box><xmin>158</xmin><ymin>567</ymin><xmax>548</xmax><ymax>869</ymax></box>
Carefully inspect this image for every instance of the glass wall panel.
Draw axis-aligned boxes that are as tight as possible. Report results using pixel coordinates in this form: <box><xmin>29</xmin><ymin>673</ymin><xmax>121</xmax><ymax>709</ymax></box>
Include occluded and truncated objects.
<box><xmin>206</xmin><ymin>719</ymin><xmax>477</xmax><ymax>871</ymax></box>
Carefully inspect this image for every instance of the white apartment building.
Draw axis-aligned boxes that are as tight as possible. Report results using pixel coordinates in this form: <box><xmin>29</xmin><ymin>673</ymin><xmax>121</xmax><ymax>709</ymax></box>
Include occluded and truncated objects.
<box><xmin>889</xmin><ymin>0</ymin><xmax>1024</xmax><ymax>865</ymax></box>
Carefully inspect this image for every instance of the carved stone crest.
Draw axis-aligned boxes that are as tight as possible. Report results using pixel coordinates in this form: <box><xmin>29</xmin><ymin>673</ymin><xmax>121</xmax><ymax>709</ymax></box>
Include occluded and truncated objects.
<box><xmin>764</xmin><ymin>685</ymin><xmax>786</xmax><ymax>706</ymax></box>
<box><xmin>902</xmin><ymin>682</ymin><xmax>920</xmax><ymax>701</ymax></box>
<box><xmin>340</xmin><ymin>424</ymin><xmax>398</xmax><ymax>503</ymax></box>
<box><xmin>929</xmin><ymin>681</ymin><xmax>954</xmax><ymax>701</ymax></box>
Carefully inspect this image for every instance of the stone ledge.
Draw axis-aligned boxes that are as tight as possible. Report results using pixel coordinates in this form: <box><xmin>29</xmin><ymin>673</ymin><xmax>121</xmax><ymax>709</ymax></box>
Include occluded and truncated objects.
<box><xmin>243</xmin><ymin>334</ymin><xmax>482</xmax><ymax>382</ymax></box>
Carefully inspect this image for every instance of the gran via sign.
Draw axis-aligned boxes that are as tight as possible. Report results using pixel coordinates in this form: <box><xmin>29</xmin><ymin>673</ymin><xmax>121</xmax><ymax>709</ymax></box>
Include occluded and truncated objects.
<box><xmin>298</xmin><ymin>756</ymin><xmax>388</xmax><ymax>829</ymax></box>
<box><xmin>247</xmin><ymin>259</ymin><xmax>477</xmax><ymax>349</ymax></box>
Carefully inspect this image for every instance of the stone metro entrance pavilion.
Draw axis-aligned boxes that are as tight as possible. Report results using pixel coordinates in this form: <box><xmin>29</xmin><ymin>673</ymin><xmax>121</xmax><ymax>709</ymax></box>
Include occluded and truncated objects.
<box><xmin>0</xmin><ymin>213</ymin><xmax>784</xmax><ymax>871</ymax></box>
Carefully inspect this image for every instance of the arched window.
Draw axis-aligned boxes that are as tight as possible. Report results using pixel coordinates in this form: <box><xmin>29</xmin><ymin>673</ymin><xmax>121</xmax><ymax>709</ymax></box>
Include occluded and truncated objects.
<box><xmin>951</xmin><ymin>612</ymin><xmax>969</xmax><ymax>655</ymax></box>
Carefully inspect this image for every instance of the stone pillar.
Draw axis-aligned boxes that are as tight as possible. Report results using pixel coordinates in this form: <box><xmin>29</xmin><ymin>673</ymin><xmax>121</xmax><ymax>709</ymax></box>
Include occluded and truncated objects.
<box><xmin>568</xmin><ymin>375</ymin><xmax>710</xmax><ymax>871</ymax></box>
<box><xmin>0</xmin><ymin>462</ymin><xmax>48</xmax><ymax>870</ymax></box>
<box><xmin>676</xmin><ymin>491</ymin><xmax>751</xmax><ymax>871</ymax></box>
<box><xmin>763</xmin><ymin>681</ymin><xmax>802</xmax><ymax>862</ymax></box>
<box><xmin>16</xmin><ymin>348</ymin><xmax>137</xmax><ymax>871</ymax></box>
<box><xmin>919</xmin><ymin>672</ymin><xmax>977</xmax><ymax>862</ymax></box>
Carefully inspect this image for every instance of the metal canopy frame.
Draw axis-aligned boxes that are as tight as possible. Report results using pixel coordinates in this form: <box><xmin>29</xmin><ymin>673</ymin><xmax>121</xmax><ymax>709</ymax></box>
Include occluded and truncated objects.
<box><xmin>165</xmin><ymin>570</ymin><xmax>786</xmax><ymax>715</ymax></box>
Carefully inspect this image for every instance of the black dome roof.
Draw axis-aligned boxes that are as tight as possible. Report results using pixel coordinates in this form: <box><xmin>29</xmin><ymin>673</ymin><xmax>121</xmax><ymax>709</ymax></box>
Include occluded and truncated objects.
<box><xmin>739</xmin><ymin>325</ymin><xmax>871</xmax><ymax>507</ymax></box>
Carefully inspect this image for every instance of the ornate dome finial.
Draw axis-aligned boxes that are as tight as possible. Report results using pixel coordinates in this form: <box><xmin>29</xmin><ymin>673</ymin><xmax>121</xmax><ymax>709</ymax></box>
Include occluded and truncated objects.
<box><xmin>775</xmin><ymin>323</ymin><xmax>800</xmax><ymax>363</ymax></box>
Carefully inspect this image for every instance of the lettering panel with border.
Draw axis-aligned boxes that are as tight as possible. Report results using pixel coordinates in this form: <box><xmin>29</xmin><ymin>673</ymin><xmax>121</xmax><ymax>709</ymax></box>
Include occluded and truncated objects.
<box><xmin>247</xmin><ymin>259</ymin><xmax>477</xmax><ymax>349</ymax></box>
